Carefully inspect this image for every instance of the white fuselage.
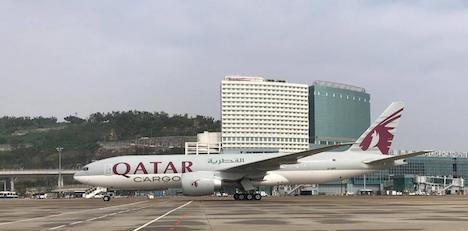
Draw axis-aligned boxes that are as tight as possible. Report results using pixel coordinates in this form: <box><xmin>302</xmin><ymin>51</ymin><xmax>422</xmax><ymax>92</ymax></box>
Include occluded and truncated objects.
<box><xmin>74</xmin><ymin>151</ymin><xmax>402</xmax><ymax>190</ymax></box>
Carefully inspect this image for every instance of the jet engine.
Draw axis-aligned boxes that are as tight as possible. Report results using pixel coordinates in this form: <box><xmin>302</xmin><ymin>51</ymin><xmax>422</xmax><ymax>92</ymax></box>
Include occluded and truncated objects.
<box><xmin>181</xmin><ymin>171</ymin><xmax>222</xmax><ymax>196</ymax></box>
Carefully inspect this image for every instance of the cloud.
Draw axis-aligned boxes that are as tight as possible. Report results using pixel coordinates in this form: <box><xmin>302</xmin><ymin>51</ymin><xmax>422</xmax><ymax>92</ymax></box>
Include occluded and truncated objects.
<box><xmin>0</xmin><ymin>0</ymin><xmax>467</xmax><ymax>150</ymax></box>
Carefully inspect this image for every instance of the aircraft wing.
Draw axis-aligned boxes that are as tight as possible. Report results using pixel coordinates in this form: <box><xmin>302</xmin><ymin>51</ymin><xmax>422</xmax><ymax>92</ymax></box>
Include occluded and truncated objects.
<box><xmin>363</xmin><ymin>150</ymin><xmax>433</xmax><ymax>165</ymax></box>
<box><xmin>221</xmin><ymin>143</ymin><xmax>353</xmax><ymax>173</ymax></box>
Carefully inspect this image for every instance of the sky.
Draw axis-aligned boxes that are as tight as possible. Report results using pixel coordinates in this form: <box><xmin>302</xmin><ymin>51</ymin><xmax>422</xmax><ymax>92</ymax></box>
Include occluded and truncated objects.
<box><xmin>1</xmin><ymin>0</ymin><xmax>468</xmax><ymax>151</ymax></box>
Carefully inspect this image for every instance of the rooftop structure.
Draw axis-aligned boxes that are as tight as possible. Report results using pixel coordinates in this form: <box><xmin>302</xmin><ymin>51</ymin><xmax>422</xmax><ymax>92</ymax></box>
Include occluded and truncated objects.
<box><xmin>313</xmin><ymin>80</ymin><xmax>366</xmax><ymax>93</ymax></box>
<box><xmin>185</xmin><ymin>131</ymin><xmax>222</xmax><ymax>155</ymax></box>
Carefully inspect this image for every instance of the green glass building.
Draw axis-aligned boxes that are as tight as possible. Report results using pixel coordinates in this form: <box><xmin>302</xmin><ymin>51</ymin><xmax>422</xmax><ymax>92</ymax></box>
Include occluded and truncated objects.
<box><xmin>309</xmin><ymin>81</ymin><xmax>370</xmax><ymax>147</ymax></box>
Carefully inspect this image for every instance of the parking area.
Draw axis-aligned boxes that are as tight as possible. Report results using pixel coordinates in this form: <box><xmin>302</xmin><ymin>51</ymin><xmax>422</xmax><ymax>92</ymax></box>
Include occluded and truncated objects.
<box><xmin>0</xmin><ymin>196</ymin><xmax>468</xmax><ymax>231</ymax></box>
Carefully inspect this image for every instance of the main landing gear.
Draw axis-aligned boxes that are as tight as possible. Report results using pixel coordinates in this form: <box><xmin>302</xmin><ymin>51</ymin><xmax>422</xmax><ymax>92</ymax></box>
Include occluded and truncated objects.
<box><xmin>233</xmin><ymin>193</ymin><xmax>262</xmax><ymax>201</ymax></box>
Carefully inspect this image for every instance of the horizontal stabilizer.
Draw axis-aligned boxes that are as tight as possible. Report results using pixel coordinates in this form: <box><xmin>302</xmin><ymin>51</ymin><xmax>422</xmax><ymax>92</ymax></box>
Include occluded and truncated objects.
<box><xmin>364</xmin><ymin>150</ymin><xmax>433</xmax><ymax>165</ymax></box>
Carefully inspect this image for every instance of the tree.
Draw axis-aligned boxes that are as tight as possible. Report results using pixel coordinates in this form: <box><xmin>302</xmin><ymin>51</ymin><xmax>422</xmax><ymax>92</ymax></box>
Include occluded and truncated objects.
<box><xmin>64</xmin><ymin>116</ymin><xmax>85</xmax><ymax>124</ymax></box>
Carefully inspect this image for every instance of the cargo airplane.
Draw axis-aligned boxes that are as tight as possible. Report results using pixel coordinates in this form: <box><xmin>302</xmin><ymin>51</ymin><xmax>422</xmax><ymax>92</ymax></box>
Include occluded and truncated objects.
<box><xmin>74</xmin><ymin>102</ymin><xmax>431</xmax><ymax>201</ymax></box>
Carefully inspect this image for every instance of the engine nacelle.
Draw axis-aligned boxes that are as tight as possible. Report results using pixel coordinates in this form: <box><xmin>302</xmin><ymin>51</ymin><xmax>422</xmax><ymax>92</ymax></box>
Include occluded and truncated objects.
<box><xmin>181</xmin><ymin>171</ymin><xmax>222</xmax><ymax>196</ymax></box>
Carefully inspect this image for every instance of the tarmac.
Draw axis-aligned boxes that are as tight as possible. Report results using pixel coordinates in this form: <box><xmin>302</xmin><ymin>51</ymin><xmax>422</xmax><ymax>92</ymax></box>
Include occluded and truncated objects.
<box><xmin>1</xmin><ymin>196</ymin><xmax>468</xmax><ymax>231</ymax></box>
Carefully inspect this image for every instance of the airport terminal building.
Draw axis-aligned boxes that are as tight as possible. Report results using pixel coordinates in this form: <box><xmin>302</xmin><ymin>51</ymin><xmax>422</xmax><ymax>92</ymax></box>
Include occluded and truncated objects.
<box><xmin>314</xmin><ymin>151</ymin><xmax>468</xmax><ymax>195</ymax></box>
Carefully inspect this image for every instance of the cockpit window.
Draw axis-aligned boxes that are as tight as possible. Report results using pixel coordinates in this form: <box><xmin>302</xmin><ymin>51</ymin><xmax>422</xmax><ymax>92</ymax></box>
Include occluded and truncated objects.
<box><xmin>82</xmin><ymin>167</ymin><xmax>89</xmax><ymax>171</ymax></box>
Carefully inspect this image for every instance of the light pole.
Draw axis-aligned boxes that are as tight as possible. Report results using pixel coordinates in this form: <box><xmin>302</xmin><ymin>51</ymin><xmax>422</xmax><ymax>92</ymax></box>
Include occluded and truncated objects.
<box><xmin>56</xmin><ymin>146</ymin><xmax>63</xmax><ymax>188</ymax></box>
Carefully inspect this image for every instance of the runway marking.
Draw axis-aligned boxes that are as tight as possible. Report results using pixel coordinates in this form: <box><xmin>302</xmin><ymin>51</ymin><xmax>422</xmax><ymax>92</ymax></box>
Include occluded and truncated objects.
<box><xmin>132</xmin><ymin>201</ymin><xmax>192</xmax><ymax>231</ymax></box>
<box><xmin>49</xmin><ymin>225</ymin><xmax>66</xmax><ymax>230</ymax></box>
<box><xmin>96</xmin><ymin>214</ymin><xmax>109</xmax><ymax>219</ymax></box>
<box><xmin>170</xmin><ymin>212</ymin><xmax>189</xmax><ymax>231</ymax></box>
<box><xmin>45</xmin><ymin>204</ymin><xmax>154</xmax><ymax>230</ymax></box>
<box><xmin>0</xmin><ymin>200</ymin><xmax>147</xmax><ymax>226</ymax></box>
<box><xmin>86</xmin><ymin>217</ymin><xmax>99</xmax><ymax>222</ymax></box>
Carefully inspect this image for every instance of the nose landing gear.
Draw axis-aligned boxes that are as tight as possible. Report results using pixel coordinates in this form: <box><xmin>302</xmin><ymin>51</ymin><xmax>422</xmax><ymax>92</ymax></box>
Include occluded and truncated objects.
<box><xmin>102</xmin><ymin>191</ymin><xmax>114</xmax><ymax>202</ymax></box>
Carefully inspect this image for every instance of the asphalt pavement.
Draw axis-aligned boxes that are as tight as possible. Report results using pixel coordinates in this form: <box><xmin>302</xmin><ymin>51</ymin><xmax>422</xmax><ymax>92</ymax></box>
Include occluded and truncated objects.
<box><xmin>1</xmin><ymin>196</ymin><xmax>468</xmax><ymax>231</ymax></box>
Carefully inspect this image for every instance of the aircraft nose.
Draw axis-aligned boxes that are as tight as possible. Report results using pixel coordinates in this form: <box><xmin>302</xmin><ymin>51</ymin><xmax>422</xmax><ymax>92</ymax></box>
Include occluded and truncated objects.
<box><xmin>73</xmin><ymin>171</ymin><xmax>89</xmax><ymax>184</ymax></box>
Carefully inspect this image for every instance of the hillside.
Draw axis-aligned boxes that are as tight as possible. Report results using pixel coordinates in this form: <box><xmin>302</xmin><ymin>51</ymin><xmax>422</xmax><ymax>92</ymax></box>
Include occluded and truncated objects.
<box><xmin>0</xmin><ymin>111</ymin><xmax>220</xmax><ymax>169</ymax></box>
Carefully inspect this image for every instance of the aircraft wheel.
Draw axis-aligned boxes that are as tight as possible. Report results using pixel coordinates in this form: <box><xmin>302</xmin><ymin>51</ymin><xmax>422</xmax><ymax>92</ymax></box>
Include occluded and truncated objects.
<box><xmin>246</xmin><ymin>194</ymin><xmax>254</xmax><ymax>200</ymax></box>
<box><xmin>233</xmin><ymin>193</ymin><xmax>240</xmax><ymax>200</ymax></box>
<box><xmin>254</xmin><ymin>194</ymin><xmax>262</xmax><ymax>200</ymax></box>
<box><xmin>238</xmin><ymin>194</ymin><xmax>245</xmax><ymax>200</ymax></box>
<box><xmin>103</xmin><ymin>195</ymin><xmax>111</xmax><ymax>201</ymax></box>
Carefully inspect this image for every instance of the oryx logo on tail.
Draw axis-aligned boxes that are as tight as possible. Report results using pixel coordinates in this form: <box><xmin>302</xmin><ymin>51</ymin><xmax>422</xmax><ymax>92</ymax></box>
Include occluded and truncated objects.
<box><xmin>360</xmin><ymin>108</ymin><xmax>403</xmax><ymax>154</ymax></box>
<box><xmin>349</xmin><ymin>102</ymin><xmax>405</xmax><ymax>155</ymax></box>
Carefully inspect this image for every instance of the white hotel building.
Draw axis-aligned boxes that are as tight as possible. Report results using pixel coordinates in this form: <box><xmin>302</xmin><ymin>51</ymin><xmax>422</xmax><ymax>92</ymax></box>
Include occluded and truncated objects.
<box><xmin>221</xmin><ymin>76</ymin><xmax>309</xmax><ymax>153</ymax></box>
